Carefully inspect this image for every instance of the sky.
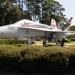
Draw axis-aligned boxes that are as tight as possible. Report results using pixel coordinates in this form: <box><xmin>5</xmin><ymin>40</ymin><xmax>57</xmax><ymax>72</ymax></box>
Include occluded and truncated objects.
<box><xmin>57</xmin><ymin>0</ymin><xmax>75</xmax><ymax>25</ymax></box>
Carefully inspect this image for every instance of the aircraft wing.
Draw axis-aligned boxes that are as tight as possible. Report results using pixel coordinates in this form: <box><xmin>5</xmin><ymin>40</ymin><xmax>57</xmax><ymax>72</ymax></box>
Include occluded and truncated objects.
<box><xmin>19</xmin><ymin>23</ymin><xmax>63</xmax><ymax>32</ymax></box>
<box><xmin>19</xmin><ymin>26</ymin><xmax>62</xmax><ymax>32</ymax></box>
<box><xmin>64</xmin><ymin>31</ymin><xmax>75</xmax><ymax>35</ymax></box>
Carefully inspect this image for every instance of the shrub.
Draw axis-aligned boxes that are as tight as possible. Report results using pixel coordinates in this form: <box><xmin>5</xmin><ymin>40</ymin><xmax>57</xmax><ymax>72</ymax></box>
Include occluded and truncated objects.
<box><xmin>0</xmin><ymin>45</ymin><xmax>75</xmax><ymax>71</ymax></box>
<box><xmin>64</xmin><ymin>38</ymin><xmax>70</xmax><ymax>42</ymax></box>
<box><xmin>70</xmin><ymin>38</ymin><xmax>75</xmax><ymax>41</ymax></box>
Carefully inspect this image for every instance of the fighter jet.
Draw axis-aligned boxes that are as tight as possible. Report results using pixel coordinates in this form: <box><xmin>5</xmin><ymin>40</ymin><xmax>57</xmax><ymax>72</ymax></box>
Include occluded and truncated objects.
<box><xmin>0</xmin><ymin>19</ymin><xmax>62</xmax><ymax>40</ymax></box>
<box><xmin>0</xmin><ymin>18</ymin><xmax>74</xmax><ymax>46</ymax></box>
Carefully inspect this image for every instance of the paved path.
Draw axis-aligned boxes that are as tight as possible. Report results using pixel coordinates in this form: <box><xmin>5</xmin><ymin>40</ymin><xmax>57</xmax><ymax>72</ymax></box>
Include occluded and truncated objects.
<box><xmin>64</xmin><ymin>43</ymin><xmax>75</xmax><ymax>47</ymax></box>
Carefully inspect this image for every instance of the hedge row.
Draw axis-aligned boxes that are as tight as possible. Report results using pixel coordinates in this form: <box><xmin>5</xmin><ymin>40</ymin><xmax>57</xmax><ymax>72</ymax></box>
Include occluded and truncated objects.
<box><xmin>0</xmin><ymin>45</ymin><xmax>75</xmax><ymax>73</ymax></box>
<box><xmin>0</xmin><ymin>45</ymin><xmax>74</xmax><ymax>62</ymax></box>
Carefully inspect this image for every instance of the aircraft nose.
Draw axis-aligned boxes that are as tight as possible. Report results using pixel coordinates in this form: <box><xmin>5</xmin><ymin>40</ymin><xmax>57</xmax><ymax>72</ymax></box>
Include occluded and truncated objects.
<box><xmin>0</xmin><ymin>29</ymin><xmax>4</xmax><ymax>35</ymax></box>
<box><xmin>0</xmin><ymin>26</ymin><xmax>7</xmax><ymax>34</ymax></box>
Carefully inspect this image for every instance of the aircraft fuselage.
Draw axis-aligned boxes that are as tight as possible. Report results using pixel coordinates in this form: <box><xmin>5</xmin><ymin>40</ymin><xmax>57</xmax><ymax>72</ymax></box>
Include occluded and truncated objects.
<box><xmin>0</xmin><ymin>25</ymin><xmax>46</xmax><ymax>40</ymax></box>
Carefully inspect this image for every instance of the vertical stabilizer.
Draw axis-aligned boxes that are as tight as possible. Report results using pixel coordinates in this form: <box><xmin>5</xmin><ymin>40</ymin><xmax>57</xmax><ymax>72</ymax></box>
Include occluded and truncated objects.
<box><xmin>51</xmin><ymin>19</ymin><xmax>57</xmax><ymax>28</ymax></box>
<box><xmin>65</xmin><ymin>17</ymin><xmax>73</xmax><ymax>26</ymax></box>
<box><xmin>64</xmin><ymin>17</ymin><xmax>73</xmax><ymax>31</ymax></box>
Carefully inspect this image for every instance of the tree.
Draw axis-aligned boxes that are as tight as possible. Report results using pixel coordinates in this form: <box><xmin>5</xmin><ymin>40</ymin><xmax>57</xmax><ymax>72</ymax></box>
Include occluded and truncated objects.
<box><xmin>40</xmin><ymin>0</ymin><xmax>65</xmax><ymax>25</ymax></box>
<box><xmin>0</xmin><ymin>0</ymin><xmax>31</xmax><ymax>26</ymax></box>
<box><xmin>0</xmin><ymin>0</ymin><xmax>66</xmax><ymax>26</ymax></box>
<box><xmin>26</xmin><ymin>0</ymin><xmax>41</xmax><ymax>21</ymax></box>
<box><xmin>25</xmin><ymin>0</ymin><xmax>65</xmax><ymax>24</ymax></box>
<box><xmin>0</xmin><ymin>0</ymin><xmax>5</xmax><ymax>3</ymax></box>
<box><xmin>4</xmin><ymin>5</ymin><xmax>23</xmax><ymax>24</ymax></box>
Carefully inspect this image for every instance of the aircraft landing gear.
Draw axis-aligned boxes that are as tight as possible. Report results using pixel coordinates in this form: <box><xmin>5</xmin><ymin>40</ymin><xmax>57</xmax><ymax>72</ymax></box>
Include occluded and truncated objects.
<box><xmin>61</xmin><ymin>38</ymin><xmax>64</xmax><ymax>47</ymax></box>
<box><xmin>56</xmin><ymin>38</ymin><xmax>64</xmax><ymax>47</ymax></box>
<box><xmin>43</xmin><ymin>40</ymin><xmax>48</xmax><ymax>47</ymax></box>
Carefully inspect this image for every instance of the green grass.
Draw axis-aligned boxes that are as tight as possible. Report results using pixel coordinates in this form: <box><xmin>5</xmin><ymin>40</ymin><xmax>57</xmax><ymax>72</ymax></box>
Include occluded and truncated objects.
<box><xmin>0</xmin><ymin>39</ymin><xmax>28</xmax><ymax>45</ymax></box>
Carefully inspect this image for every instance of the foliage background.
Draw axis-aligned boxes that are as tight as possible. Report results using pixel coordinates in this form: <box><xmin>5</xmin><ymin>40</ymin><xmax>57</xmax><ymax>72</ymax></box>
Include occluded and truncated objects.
<box><xmin>0</xmin><ymin>0</ymin><xmax>66</xmax><ymax>25</ymax></box>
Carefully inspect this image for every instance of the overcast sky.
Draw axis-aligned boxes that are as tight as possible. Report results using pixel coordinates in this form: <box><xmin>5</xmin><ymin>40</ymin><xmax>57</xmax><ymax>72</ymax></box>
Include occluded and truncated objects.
<box><xmin>57</xmin><ymin>0</ymin><xmax>75</xmax><ymax>25</ymax></box>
